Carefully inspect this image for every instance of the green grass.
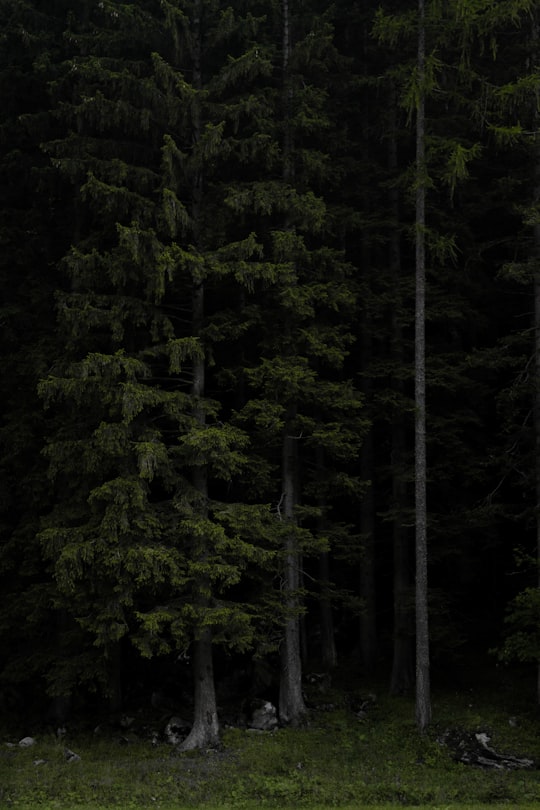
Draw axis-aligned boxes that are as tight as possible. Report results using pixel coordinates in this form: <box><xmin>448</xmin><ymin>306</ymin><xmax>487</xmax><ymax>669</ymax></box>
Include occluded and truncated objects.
<box><xmin>2</xmin><ymin>672</ymin><xmax>540</xmax><ymax>808</ymax></box>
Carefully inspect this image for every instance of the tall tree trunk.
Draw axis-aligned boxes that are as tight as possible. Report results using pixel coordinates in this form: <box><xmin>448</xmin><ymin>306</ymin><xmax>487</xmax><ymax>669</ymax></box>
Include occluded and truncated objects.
<box><xmin>415</xmin><ymin>0</ymin><xmax>431</xmax><ymax>732</ymax></box>
<box><xmin>388</xmin><ymin>86</ymin><xmax>414</xmax><ymax>695</ymax></box>
<box><xmin>316</xmin><ymin>445</ymin><xmax>337</xmax><ymax>670</ymax></box>
<box><xmin>359</xmin><ymin>406</ymin><xmax>377</xmax><ymax>672</ymax></box>
<box><xmin>181</xmin><ymin>626</ymin><xmax>219</xmax><ymax>750</ymax></box>
<box><xmin>180</xmin><ymin>0</ymin><xmax>219</xmax><ymax>750</ymax></box>
<box><xmin>358</xmin><ymin>0</ymin><xmax>377</xmax><ymax>675</ymax></box>
<box><xmin>277</xmin><ymin>0</ymin><xmax>306</xmax><ymax>726</ymax></box>
<box><xmin>180</xmin><ymin>281</ymin><xmax>220</xmax><ymax>751</ymax></box>
<box><xmin>279</xmin><ymin>409</ymin><xmax>307</xmax><ymax>725</ymax></box>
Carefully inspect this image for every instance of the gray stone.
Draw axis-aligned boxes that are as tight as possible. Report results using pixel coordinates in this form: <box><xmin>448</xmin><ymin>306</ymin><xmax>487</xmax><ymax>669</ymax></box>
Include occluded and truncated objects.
<box><xmin>248</xmin><ymin>700</ymin><xmax>278</xmax><ymax>731</ymax></box>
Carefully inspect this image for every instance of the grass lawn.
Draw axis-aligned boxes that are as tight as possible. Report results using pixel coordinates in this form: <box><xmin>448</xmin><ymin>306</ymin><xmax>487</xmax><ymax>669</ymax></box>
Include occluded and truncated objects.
<box><xmin>1</xmin><ymin>668</ymin><xmax>540</xmax><ymax>808</ymax></box>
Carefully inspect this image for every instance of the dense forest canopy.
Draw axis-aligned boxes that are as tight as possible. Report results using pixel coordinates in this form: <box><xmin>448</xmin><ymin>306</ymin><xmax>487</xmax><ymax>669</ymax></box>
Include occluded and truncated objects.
<box><xmin>1</xmin><ymin>0</ymin><xmax>540</xmax><ymax>743</ymax></box>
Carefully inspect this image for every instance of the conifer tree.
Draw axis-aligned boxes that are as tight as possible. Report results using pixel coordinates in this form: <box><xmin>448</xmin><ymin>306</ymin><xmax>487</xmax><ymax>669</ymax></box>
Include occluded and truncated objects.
<box><xmin>371</xmin><ymin>0</ymin><xmax>508</xmax><ymax>710</ymax></box>
<box><xmin>225</xmin><ymin>0</ymin><xmax>364</xmax><ymax>723</ymax></box>
<box><xmin>37</xmin><ymin>0</ymin><xmax>278</xmax><ymax>737</ymax></box>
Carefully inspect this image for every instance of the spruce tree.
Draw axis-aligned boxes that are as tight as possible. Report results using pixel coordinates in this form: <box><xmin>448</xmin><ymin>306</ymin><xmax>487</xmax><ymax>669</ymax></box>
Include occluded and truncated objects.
<box><xmin>37</xmin><ymin>0</ymin><xmax>278</xmax><ymax>737</ymax></box>
<box><xmin>226</xmin><ymin>0</ymin><xmax>365</xmax><ymax>722</ymax></box>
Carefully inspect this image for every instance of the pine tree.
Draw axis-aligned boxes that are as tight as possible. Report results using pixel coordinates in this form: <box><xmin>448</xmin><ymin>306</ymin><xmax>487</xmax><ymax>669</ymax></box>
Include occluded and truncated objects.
<box><xmin>225</xmin><ymin>0</ymin><xmax>365</xmax><ymax>723</ymax></box>
<box><xmin>37</xmin><ymin>0</ymin><xmax>278</xmax><ymax>736</ymax></box>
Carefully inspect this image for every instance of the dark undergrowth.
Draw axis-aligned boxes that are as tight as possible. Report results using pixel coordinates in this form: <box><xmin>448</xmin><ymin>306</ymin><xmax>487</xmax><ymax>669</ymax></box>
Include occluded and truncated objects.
<box><xmin>1</xmin><ymin>662</ymin><xmax>540</xmax><ymax>808</ymax></box>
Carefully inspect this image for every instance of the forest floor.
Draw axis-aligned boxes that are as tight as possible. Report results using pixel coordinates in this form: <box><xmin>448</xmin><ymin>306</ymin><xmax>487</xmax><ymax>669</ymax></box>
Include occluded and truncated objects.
<box><xmin>1</xmin><ymin>660</ymin><xmax>540</xmax><ymax>808</ymax></box>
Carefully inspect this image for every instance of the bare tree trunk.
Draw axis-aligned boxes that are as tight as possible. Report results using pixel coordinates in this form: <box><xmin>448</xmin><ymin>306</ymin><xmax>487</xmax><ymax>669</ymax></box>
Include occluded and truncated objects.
<box><xmin>277</xmin><ymin>0</ymin><xmax>306</xmax><ymax>726</ymax></box>
<box><xmin>180</xmin><ymin>281</ymin><xmax>220</xmax><ymax>751</ymax></box>
<box><xmin>315</xmin><ymin>444</ymin><xmax>337</xmax><ymax>671</ymax></box>
<box><xmin>359</xmin><ymin>421</ymin><xmax>377</xmax><ymax>672</ymax></box>
<box><xmin>388</xmin><ymin>86</ymin><xmax>414</xmax><ymax>695</ymax></box>
<box><xmin>279</xmin><ymin>412</ymin><xmax>307</xmax><ymax>725</ymax></box>
<box><xmin>357</xmin><ymin>4</ymin><xmax>377</xmax><ymax>673</ymax></box>
<box><xmin>180</xmin><ymin>1</ymin><xmax>219</xmax><ymax>749</ymax></box>
<box><xmin>415</xmin><ymin>0</ymin><xmax>431</xmax><ymax>732</ymax></box>
<box><xmin>180</xmin><ymin>627</ymin><xmax>219</xmax><ymax>750</ymax></box>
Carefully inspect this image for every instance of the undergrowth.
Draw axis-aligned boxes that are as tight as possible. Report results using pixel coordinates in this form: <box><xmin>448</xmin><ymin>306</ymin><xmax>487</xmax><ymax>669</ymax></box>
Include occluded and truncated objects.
<box><xmin>1</xmin><ymin>667</ymin><xmax>540</xmax><ymax>808</ymax></box>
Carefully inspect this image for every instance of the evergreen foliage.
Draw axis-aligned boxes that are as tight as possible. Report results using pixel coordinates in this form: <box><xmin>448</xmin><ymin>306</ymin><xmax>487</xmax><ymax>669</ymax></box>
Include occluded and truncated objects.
<box><xmin>2</xmin><ymin>0</ymin><xmax>540</xmax><ymax>738</ymax></box>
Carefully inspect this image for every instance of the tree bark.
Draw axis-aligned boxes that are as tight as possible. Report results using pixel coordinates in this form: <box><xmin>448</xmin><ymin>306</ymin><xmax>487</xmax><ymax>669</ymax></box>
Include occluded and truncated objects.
<box><xmin>359</xmin><ymin>424</ymin><xmax>377</xmax><ymax>672</ymax></box>
<box><xmin>279</xmin><ymin>413</ymin><xmax>307</xmax><ymax>725</ymax></box>
<box><xmin>277</xmin><ymin>0</ymin><xmax>306</xmax><ymax>726</ymax></box>
<box><xmin>358</xmin><ymin>0</ymin><xmax>377</xmax><ymax>675</ymax></box>
<box><xmin>180</xmin><ymin>1</ymin><xmax>219</xmax><ymax>749</ymax></box>
<box><xmin>180</xmin><ymin>282</ymin><xmax>220</xmax><ymax>751</ymax></box>
<box><xmin>388</xmin><ymin>85</ymin><xmax>414</xmax><ymax>695</ymax></box>
<box><xmin>415</xmin><ymin>0</ymin><xmax>431</xmax><ymax>732</ymax></box>
<box><xmin>179</xmin><ymin>627</ymin><xmax>219</xmax><ymax>751</ymax></box>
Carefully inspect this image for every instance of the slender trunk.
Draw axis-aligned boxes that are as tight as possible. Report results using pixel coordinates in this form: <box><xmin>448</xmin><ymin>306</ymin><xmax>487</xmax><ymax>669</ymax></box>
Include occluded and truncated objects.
<box><xmin>358</xmin><ymin>0</ymin><xmax>377</xmax><ymax>674</ymax></box>
<box><xmin>315</xmin><ymin>445</ymin><xmax>337</xmax><ymax>670</ymax></box>
<box><xmin>388</xmin><ymin>86</ymin><xmax>414</xmax><ymax>695</ymax></box>
<box><xmin>277</xmin><ymin>0</ymin><xmax>306</xmax><ymax>726</ymax></box>
<box><xmin>180</xmin><ymin>1</ymin><xmax>219</xmax><ymax>749</ymax></box>
<box><xmin>415</xmin><ymin>0</ymin><xmax>431</xmax><ymax>732</ymax></box>
<box><xmin>359</xmin><ymin>421</ymin><xmax>377</xmax><ymax>672</ymax></box>
<box><xmin>279</xmin><ymin>411</ymin><xmax>307</xmax><ymax>725</ymax></box>
<box><xmin>180</xmin><ymin>283</ymin><xmax>220</xmax><ymax>751</ymax></box>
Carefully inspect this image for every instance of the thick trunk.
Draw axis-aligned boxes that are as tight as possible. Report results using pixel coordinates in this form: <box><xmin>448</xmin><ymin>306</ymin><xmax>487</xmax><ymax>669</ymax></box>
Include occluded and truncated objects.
<box><xmin>179</xmin><ymin>628</ymin><xmax>220</xmax><ymax>750</ymax></box>
<box><xmin>415</xmin><ymin>0</ymin><xmax>431</xmax><ymax>732</ymax></box>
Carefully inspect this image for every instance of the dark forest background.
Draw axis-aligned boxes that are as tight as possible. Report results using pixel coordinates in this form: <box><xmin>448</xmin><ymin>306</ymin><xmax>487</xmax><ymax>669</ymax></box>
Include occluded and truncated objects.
<box><xmin>1</xmin><ymin>0</ymin><xmax>540</xmax><ymax>744</ymax></box>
